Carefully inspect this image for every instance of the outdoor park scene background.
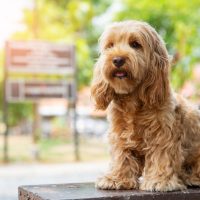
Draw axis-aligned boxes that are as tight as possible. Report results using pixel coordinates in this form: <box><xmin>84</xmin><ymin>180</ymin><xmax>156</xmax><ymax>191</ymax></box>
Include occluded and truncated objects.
<box><xmin>0</xmin><ymin>0</ymin><xmax>200</xmax><ymax>200</ymax></box>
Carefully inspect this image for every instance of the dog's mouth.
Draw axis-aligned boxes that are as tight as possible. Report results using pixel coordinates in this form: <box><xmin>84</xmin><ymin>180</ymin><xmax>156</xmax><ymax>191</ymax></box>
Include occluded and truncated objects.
<box><xmin>112</xmin><ymin>70</ymin><xmax>128</xmax><ymax>79</ymax></box>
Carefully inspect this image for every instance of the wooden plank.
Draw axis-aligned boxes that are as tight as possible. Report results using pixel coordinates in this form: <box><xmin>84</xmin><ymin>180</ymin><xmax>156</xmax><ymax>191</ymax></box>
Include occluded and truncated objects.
<box><xmin>18</xmin><ymin>182</ymin><xmax>200</xmax><ymax>200</ymax></box>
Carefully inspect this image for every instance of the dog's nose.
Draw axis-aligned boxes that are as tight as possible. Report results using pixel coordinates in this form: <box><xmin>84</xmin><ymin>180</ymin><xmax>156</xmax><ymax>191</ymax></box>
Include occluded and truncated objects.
<box><xmin>112</xmin><ymin>57</ymin><xmax>125</xmax><ymax>68</ymax></box>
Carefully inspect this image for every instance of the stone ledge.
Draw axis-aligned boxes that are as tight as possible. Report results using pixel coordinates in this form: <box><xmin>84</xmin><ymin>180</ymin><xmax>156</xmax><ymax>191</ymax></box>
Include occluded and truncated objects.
<box><xmin>18</xmin><ymin>182</ymin><xmax>200</xmax><ymax>200</ymax></box>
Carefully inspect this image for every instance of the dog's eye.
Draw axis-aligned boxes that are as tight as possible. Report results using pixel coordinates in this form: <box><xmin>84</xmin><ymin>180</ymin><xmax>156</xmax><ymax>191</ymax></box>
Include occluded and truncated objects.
<box><xmin>129</xmin><ymin>41</ymin><xmax>141</xmax><ymax>49</ymax></box>
<box><xmin>106</xmin><ymin>42</ymin><xmax>114</xmax><ymax>49</ymax></box>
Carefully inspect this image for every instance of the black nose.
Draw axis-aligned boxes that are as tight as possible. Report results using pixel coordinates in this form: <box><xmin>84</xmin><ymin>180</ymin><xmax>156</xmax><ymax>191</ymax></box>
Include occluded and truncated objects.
<box><xmin>112</xmin><ymin>57</ymin><xmax>125</xmax><ymax>68</ymax></box>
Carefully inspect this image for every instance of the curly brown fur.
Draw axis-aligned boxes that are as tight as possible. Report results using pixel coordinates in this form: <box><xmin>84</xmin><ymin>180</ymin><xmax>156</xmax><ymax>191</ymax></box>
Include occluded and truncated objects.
<box><xmin>91</xmin><ymin>20</ymin><xmax>200</xmax><ymax>191</ymax></box>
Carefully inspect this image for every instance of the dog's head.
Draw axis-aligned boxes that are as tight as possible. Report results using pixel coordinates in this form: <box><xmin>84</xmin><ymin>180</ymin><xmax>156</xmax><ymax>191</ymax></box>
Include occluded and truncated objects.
<box><xmin>91</xmin><ymin>20</ymin><xmax>170</xmax><ymax>110</ymax></box>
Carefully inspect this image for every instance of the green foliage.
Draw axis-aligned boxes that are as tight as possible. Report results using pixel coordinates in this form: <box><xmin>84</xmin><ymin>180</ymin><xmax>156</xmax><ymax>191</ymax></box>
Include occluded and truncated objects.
<box><xmin>115</xmin><ymin>0</ymin><xmax>200</xmax><ymax>89</ymax></box>
<box><xmin>7</xmin><ymin>103</ymin><xmax>33</xmax><ymax>126</ymax></box>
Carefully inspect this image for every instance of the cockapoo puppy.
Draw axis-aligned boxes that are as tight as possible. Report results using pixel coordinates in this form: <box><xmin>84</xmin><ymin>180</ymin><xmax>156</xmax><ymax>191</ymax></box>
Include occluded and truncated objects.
<box><xmin>91</xmin><ymin>20</ymin><xmax>200</xmax><ymax>191</ymax></box>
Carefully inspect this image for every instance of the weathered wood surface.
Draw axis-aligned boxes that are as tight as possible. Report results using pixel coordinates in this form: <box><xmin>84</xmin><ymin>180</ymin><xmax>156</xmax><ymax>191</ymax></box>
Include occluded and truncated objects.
<box><xmin>18</xmin><ymin>182</ymin><xmax>200</xmax><ymax>200</ymax></box>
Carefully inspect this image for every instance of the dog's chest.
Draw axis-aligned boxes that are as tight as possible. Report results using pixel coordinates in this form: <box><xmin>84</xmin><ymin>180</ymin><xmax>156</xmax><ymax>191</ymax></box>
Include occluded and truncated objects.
<box><xmin>121</xmin><ymin>109</ymin><xmax>149</xmax><ymax>152</ymax></box>
<box><xmin>110</xmin><ymin>103</ymin><xmax>157</xmax><ymax>153</ymax></box>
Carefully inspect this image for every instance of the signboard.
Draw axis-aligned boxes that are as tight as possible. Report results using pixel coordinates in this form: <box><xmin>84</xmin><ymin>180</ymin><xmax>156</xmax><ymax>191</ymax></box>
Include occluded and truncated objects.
<box><xmin>6</xmin><ymin>80</ymin><xmax>76</xmax><ymax>102</ymax></box>
<box><xmin>5</xmin><ymin>40</ymin><xmax>76</xmax><ymax>102</ymax></box>
<box><xmin>6</xmin><ymin>41</ymin><xmax>75</xmax><ymax>75</ymax></box>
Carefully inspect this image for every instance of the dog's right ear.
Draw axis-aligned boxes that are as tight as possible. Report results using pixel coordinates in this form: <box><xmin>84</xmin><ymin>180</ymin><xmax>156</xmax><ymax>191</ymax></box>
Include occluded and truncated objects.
<box><xmin>91</xmin><ymin>61</ymin><xmax>114</xmax><ymax>110</ymax></box>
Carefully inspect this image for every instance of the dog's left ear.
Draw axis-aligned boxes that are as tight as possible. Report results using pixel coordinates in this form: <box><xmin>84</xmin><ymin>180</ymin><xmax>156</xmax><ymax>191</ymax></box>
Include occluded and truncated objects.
<box><xmin>138</xmin><ymin>32</ymin><xmax>170</xmax><ymax>107</ymax></box>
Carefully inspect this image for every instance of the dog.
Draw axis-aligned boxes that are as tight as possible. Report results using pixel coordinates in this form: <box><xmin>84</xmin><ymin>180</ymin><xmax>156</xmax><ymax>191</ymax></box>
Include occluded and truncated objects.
<box><xmin>91</xmin><ymin>20</ymin><xmax>200</xmax><ymax>191</ymax></box>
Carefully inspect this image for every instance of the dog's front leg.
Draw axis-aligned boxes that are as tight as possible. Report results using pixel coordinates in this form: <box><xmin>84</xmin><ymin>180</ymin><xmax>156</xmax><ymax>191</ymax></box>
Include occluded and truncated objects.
<box><xmin>140</xmin><ymin>127</ymin><xmax>186</xmax><ymax>191</ymax></box>
<box><xmin>96</xmin><ymin>139</ymin><xmax>141</xmax><ymax>190</ymax></box>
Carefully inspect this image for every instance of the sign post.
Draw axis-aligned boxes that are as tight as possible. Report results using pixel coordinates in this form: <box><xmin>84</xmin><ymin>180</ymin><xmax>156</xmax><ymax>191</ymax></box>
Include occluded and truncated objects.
<box><xmin>3</xmin><ymin>41</ymin><xmax>79</xmax><ymax>162</ymax></box>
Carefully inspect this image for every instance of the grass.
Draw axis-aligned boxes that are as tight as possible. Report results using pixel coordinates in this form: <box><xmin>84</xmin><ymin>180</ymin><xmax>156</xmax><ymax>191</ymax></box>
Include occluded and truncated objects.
<box><xmin>0</xmin><ymin>134</ymin><xmax>109</xmax><ymax>163</ymax></box>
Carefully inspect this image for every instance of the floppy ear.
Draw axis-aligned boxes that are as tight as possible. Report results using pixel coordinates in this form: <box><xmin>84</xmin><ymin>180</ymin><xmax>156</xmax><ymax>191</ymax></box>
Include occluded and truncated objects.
<box><xmin>138</xmin><ymin>34</ymin><xmax>170</xmax><ymax>107</ymax></box>
<box><xmin>91</xmin><ymin>60</ymin><xmax>115</xmax><ymax>110</ymax></box>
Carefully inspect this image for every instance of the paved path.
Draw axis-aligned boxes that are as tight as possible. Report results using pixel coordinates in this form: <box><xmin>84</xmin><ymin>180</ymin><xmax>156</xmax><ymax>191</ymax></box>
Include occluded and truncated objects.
<box><xmin>0</xmin><ymin>161</ymin><xmax>108</xmax><ymax>200</ymax></box>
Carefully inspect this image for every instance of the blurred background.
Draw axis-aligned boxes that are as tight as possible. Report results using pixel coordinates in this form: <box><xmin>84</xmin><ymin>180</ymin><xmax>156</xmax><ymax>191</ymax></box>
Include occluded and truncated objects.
<box><xmin>0</xmin><ymin>0</ymin><xmax>200</xmax><ymax>199</ymax></box>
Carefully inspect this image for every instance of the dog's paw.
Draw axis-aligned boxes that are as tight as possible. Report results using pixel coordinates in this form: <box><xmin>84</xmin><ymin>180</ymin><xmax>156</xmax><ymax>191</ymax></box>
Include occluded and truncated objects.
<box><xmin>140</xmin><ymin>176</ymin><xmax>186</xmax><ymax>192</ymax></box>
<box><xmin>95</xmin><ymin>176</ymin><xmax>138</xmax><ymax>190</ymax></box>
<box><xmin>185</xmin><ymin>176</ymin><xmax>200</xmax><ymax>186</ymax></box>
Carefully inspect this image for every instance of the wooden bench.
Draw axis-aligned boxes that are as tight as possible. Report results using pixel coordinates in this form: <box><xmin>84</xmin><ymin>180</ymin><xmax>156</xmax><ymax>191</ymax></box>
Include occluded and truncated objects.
<box><xmin>18</xmin><ymin>182</ymin><xmax>200</xmax><ymax>200</ymax></box>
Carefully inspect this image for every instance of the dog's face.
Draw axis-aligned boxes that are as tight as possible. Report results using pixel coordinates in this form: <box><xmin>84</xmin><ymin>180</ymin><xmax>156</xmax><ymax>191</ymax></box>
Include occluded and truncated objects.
<box><xmin>91</xmin><ymin>20</ymin><xmax>170</xmax><ymax>110</ymax></box>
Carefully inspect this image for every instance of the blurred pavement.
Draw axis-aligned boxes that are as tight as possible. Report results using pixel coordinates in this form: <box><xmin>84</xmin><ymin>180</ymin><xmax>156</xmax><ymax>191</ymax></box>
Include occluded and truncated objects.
<box><xmin>0</xmin><ymin>161</ymin><xmax>108</xmax><ymax>200</ymax></box>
